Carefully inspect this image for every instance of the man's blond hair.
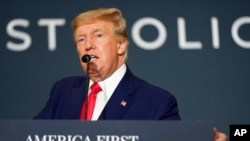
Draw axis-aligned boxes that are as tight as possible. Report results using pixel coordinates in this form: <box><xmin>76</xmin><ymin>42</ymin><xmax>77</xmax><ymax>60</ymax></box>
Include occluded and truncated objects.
<box><xmin>71</xmin><ymin>8</ymin><xmax>128</xmax><ymax>44</ymax></box>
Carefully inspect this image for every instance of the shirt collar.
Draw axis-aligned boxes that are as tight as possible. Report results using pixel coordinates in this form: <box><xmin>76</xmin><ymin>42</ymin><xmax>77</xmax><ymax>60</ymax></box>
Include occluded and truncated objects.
<box><xmin>89</xmin><ymin>64</ymin><xmax>127</xmax><ymax>97</ymax></box>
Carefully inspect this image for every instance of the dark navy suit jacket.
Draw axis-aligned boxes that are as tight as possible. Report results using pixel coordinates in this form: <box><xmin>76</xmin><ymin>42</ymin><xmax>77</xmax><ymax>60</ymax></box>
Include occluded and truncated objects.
<box><xmin>34</xmin><ymin>68</ymin><xmax>181</xmax><ymax>120</ymax></box>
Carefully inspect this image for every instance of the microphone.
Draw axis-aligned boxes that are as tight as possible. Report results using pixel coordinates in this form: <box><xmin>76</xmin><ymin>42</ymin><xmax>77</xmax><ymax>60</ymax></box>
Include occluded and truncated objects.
<box><xmin>82</xmin><ymin>54</ymin><xmax>91</xmax><ymax>63</ymax></box>
<box><xmin>81</xmin><ymin>54</ymin><xmax>91</xmax><ymax>120</ymax></box>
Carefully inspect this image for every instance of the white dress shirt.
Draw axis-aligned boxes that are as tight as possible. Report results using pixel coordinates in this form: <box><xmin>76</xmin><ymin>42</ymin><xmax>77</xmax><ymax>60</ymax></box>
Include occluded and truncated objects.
<box><xmin>88</xmin><ymin>64</ymin><xmax>127</xmax><ymax>120</ymax></box>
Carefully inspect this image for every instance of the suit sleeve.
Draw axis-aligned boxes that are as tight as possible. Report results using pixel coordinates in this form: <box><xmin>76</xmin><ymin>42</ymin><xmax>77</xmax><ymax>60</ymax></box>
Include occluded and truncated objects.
<box><xmin>33</xmin><ymin>80</ymin><xmax>63</xmax><ymax>119</ymax></box>
<box><xmin>155</xmin><ymin>93</ymin><xmax>181</xmax><ymax>120</ymax></box>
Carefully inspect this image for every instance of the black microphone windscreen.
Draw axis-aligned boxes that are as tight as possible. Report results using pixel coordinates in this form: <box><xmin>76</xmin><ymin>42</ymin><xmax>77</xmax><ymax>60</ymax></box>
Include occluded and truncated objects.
<box><xmin>81</xmin><ymin>54</ymin><xmax>91</xmax><ymax>63</ymax></box>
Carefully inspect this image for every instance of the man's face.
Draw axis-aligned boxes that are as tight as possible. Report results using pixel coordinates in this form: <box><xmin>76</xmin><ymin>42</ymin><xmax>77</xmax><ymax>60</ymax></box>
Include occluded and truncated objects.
<box><xmin>74</xmin><ymin>19</ymin><xmax>126</xmax><ymax>82</ymax></box>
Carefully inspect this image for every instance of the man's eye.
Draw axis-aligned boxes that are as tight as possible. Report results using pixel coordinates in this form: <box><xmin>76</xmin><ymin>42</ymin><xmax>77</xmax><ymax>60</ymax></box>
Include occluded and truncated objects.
<box><xmin>96</xmin><ymin>34</ymin><xmax>103</xmax><ymax>38</ymax></box>
<box><xmin>77</xmin><ymin>38</ymin><xmax>85</xmax><ymax>43</ymax></box>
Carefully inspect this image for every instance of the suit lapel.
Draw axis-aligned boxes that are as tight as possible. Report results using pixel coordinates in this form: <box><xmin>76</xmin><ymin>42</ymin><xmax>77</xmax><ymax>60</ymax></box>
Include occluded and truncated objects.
<box><xmin>61</xmin><ymin>80</ymin><xmax>87</xmax><ymax>119</ymax></box>
<box><xmin>98</xmin><ymin>68</ymin><xmax>136</xmax><ymax>119</ymax></box>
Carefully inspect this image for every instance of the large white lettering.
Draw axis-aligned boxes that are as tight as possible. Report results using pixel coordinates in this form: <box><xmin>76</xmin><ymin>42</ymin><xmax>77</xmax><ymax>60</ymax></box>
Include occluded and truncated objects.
<box><xmin>177</xmin><ymin>17</ymin><xmax>202</xmax><ymax>49</ymax></box>
<box><xmin>231</xmin><ymin>16</ymin><xmax>250</xmax><ymax>49</ymax></box>
<box><xmin>38</xmin><ymin>19</ymin><xmax>66</xmax><ymax>51</ymax></box>
<box><xmin>6</xmin><ymin>19</ymin><xmax>31</xmax><ymax>51</ymax></box>
<box><xmin>211</xmin><ymin>17</ymin><xmax>220</xmax><ymax>49</ymax></box>
<box><xmin>131</xmin><ymin>17</ymin><xmax>167</xmax><ymax>50</ymax></box>
<box><xmin>132</xmin><ymin>16</ymin><xmax>249</xmax><ymax>50</ymax></box>
<box><xmin>4</xmin><ymin>16</ymin><xmax>249</xmax><ymax>52</ymax></box>
<box><xmin>5</xmin><ymin>18</ymin><xmax>66</xmax><ymax>52</ymax></box>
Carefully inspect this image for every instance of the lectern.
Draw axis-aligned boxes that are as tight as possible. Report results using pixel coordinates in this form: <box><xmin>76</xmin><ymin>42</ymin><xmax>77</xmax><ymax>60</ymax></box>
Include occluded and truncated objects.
<box><xmin>0</xmin><ymin>120</ymin><xmax>213</xmax><ymax>141</ymax></box>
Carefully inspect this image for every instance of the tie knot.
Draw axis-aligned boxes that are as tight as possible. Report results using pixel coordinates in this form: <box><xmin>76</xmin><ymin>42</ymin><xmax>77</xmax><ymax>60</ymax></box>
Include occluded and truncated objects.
<box><xmin>90</xmin><ymin>82</ymin><xmax>102</xmax><ymax>95</ymax></box>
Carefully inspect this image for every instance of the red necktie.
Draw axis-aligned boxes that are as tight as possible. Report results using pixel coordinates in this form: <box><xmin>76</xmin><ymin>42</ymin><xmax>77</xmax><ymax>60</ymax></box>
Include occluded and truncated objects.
<box><xmin>80</xmin><ymin>82</ymin><xmax>102</xmax><ymax>120</ymax></box>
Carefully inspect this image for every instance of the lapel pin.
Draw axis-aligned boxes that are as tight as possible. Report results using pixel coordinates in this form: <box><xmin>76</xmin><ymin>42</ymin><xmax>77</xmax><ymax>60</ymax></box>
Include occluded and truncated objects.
<box><xmin>120</xmin><ymin>100</ymin><xmax>127</xmax><ymax>107</ymax></box>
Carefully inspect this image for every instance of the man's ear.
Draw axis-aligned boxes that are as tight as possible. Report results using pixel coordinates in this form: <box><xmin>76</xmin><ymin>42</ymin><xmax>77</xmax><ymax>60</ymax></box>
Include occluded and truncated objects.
<box><xmin>117</xmin><ymin>40</ymin><xmax>127</xmax><ymax>55</ymax></box>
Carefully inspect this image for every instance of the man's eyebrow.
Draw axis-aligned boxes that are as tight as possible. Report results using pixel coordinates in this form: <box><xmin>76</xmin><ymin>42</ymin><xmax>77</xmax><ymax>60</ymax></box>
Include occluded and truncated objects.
<box><xmin>75</xmin><ymin>28</ymin><xmax>103</xmax><ymax>38</ymax></box>
<box><xmin>75</xmin><ymin>33</ymin><xmax>84</xmax><ymax>39</ymax></box>
<box><xmin>92</xmin><ymin>28</ymin><xmax>102</xmax><ymax>34</ymax></box>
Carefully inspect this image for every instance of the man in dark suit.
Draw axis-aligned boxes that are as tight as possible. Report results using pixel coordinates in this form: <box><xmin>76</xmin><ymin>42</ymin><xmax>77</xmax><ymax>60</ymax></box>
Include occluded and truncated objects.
<box><xmin>34</xmin><ymin>8</ymin><xmax>227</xmax><ymax>141</ymax></box>
<box><xmin>34</xmin><ymin>68</ymin><xmax>180</xmax><ymax>120</ymax></box>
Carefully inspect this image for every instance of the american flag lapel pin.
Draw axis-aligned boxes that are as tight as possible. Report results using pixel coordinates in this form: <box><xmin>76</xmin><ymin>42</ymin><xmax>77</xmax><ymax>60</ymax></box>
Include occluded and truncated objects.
<box><xmin>120</xmin><ymin>100</ymin><xmax>127</xmax><ymax>107</ymax></box>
